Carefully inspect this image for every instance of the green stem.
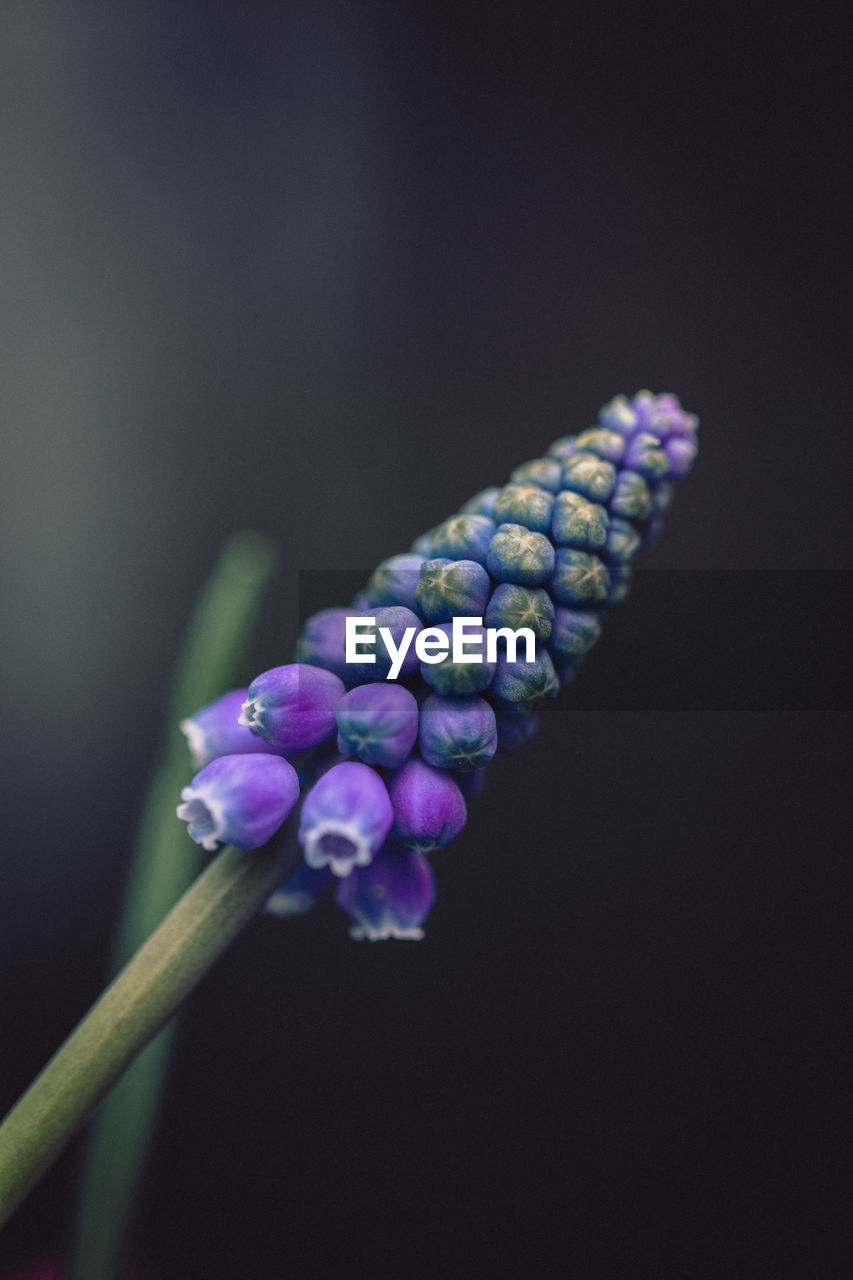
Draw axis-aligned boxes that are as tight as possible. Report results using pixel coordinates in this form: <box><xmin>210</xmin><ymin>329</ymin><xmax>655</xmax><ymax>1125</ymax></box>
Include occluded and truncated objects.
<box><xmin>67</xmin><ymin>529</ymin><xmax>277</xmax><ymax>1279</ymax></box>
<box><xmin>0</xmin><ymin>836</ymin><xmax>298</xmax><ymax>1232</ymax></box>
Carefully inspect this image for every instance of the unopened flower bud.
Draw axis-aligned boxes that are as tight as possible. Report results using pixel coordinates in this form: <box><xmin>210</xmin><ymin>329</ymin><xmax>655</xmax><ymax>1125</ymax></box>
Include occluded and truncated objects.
<box><xmin>415</xmin><ymin>558</ymin><xmax>491</xmax><ymax>622</ymax></box>
<box><xmin>489</xmin><ymin>650</ymin><xmax>559</xmax><ymax>716</ymax></box>
<box><xmin>493</xmin><ymin>483</ymin><xmax>555</xmax><ymax>533</ymax></box>
<box><xmin>389</xmin><ymin>758</ymin><xmax>467</xmax><ymax>852</ymax></box>
<box><xmin>240</xmin><ymin>663</ymin><xmax>345</xmax><ymax>751</ymax></box>
<box><xmin>484</xmin><ymin>582</ymin><xmax>554</xmax><ymax>643</ymax></box>
<box><xmin>336</xmin><ymin>682</ymin><xmax>419</xmax><ymax>768</ymax></box>
<box><xmin>418</xmin><ymin>693</ymin><xmax>498</xmax><ymax>771</ymax></box>
<box><xmin>509</xmin><ymin>457</ymin><xmax>563</xmax><ymax>492</ymax></box>
<box><xmin>335</xmin><ymin>843</ymin><xmax>436</xmax><ymax>941</ymax></box>
<box><xmin>430</xmin><ymin>514</ymin><xmax>496</xmax><ymax>565</ymax></box>
<box><xmin>487</xmin><ymin>523</ymin><xmax>555</xmax><ymax>586</ymax></box>
<box><xmin>299</xmin><ymin>760</ymin><xmax>393</xmax><ymax>877</ymax></box>
<box><xmin>177</xmin><ymin>753</ymin><xmax>299</xmax><ymax>852</ymax></box>
<box><xmin>180</xmin><ymin>688</ymin><xmax>273</xmax><ymax>769</ymax></box>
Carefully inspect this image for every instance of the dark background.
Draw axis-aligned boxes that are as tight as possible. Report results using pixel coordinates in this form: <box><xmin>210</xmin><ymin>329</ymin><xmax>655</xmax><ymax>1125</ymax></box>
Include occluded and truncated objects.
<box><xmin>1</xmin><ymin>2</ymin><xmax>850</xmax><ymax>1276</ymax></box>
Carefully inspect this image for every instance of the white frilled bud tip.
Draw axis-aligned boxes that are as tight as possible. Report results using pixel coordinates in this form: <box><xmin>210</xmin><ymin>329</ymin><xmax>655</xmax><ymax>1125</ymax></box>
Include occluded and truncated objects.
<box><xmin>302</xmin><ymin>820</ymin><xmax>375</xmax><ymax>878</ymax></box>
<box><xmin>179</xmin><ymin>716</ymin><xmax>210</xmax><ymax>769</ymax></box>
<box><xmin>176</xmin><ymin>790</ymin><xmax>226</xmax><ymax>852</ymax></box>
<box><xmin>238</xmin><ymin>698</ymin><xmax>259</xmax><ymax>730</ymax></box>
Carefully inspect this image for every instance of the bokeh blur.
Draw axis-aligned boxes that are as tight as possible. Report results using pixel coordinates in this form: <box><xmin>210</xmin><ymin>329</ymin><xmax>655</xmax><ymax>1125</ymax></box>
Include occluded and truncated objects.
<box><xmin>1</xmin><ymin>2</ymin><xmax>850</xmax><ymax>1276</ymax></box>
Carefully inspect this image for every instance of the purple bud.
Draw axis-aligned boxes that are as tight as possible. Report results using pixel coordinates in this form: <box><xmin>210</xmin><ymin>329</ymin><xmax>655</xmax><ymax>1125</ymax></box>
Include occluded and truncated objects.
<box><xmin>266</xmin><ymin>859</ymin><xmax>334</xmax><ymax>918</ymax></box>
<box><xmin>647</xmin><ymin>392</ymin><xmax>699</xmax><ymax>440</ymax></box>
<box><xmin>389</xmin><ymin>758</ymin><xmax>467</xmax><ymax>852</ymax></box>
<box><xmin>298</xmin><ymin>760</ymin><xmax>393</xmax><ymax>876</ymax></box>
<box><xmin>177</xmin><ymin>753</ymin><xmax>300</xmax><ymax>852</ymax></box>
<box><xmin>419</xmin><ymin>693</ymin><xmax>498</xmax><ymax>771</ymax></box>
<box><xmin>240</xmin><ymin>663</ymin><xmax>345</xmax><ymax>751</ymax></box>
<box><xmin>335</xmin><ymin>843</ymin><xmax>436</xmax><ymax>941</ymax></box>
<box><xmin>336</xmin><ymin>682</ymin><xmax>419</xmax><ymax>768</ymax></box>
<box><xmin>179</xmin><ymin>688</ymin><xmax>274</xmax><ymax>768</ymax></box>
<box><xmin>296</xmin><ymin>609</ymin><xmax>361</xmax><ymax>683</ymax></box>
<box><xmin>363</xmin><ymin>554</ymin><xmax>426</xmax><ymax>611</ymax></box>
<box><xmin>664</xmin><ymin>435</ymin><xmax>698</xmax><ymax>479</ymax></box>
<box><xmin>349</xmin><ymin>605</ymin><xmax>423</xmax><ymax>682</ymax></box>
<box><xmin>623</xmin><ymin>431</ymin><xmax>669</xmax><ymax>481</ymax></box>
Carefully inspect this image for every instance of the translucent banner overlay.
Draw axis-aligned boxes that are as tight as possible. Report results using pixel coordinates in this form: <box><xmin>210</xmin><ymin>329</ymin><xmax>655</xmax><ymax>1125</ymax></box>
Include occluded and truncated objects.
<box><xmin>297</xmin><ymin>570</ymin><xmax>850</xmax><ymax>712</ymax></box>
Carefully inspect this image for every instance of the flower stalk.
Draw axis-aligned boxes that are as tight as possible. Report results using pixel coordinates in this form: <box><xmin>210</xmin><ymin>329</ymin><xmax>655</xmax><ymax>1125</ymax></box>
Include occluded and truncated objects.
<box><xmin>0</xmin><ymin>835</ymin><xmax>298</xmax><ymax>1232</ymax></box>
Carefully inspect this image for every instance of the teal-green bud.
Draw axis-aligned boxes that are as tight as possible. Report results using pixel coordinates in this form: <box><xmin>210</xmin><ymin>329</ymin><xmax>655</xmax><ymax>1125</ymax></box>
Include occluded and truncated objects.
<box><xmin>489</xmin><ymin>650</ymin><xmax>559</xmax><ymax>716</ymax></box>
<box><xmin>486</xmin><ymin>523</ymin><xmax>555</xmax><ymax>586</ymax></box>
<box><xmin>609</xmin><ymin>469</ymin><xmax>653</xmax><ymax>522</ymax></box>
<box><xmin>415</xmin><ymin>557</ymin><xmax>491</xmax><ymax>622</ymax></box>
<box><xmin>551</xmin><ymin>490</ymin><xmax>609</xmax><ymax>549</ymax></box>
<box><xmin>546</xmin><ymin>434</ymin><xmax>580</xmax><ymax>461</ymax></box>
<box><xmin>603</xmin><ymin>517</ymin><xmax>642</xmax><ymax>565</ymax></box>
<box><xmin>483</xmin><ymin>582</ymin><xmax>554</xmax><ymax>643</ymax></box>
<box><xmin>547</xmin><ymin>606</ymin><xmax>603</xmax><ymax>660</ymax></box>
<box><xmin>418</xmin><ymin>693</ymin><xmax>498</xmax><ymax>771</ymax></box>
<box><xmin>623</xmin><ymin>431</ymin><xmax>669</xmax><ymax>480</ymax></box>
<box><xmin>607</xmin><ymin>563</ymin><xmax>633</xmax><ymax>606</ymax></box>
<box><xmin>419</xmin><ymin>621</ymin><xmax>496</xmax><ymax>696</ymax></box>
<box><xmin>550</xmin><ymin>547</ymin><xmax>611</xmax><ymax>605</ymax></box>
<box><xmin>572</xmin><ymin>427</ymin><xmax>627</xmax><ymax>464</ymax></box>
<box><xmin>363</xmin><ymin>553</ymin><xmax>426</xmax><ymax>612</ymax></box>
<box><xmin>493</xmin><ymin>482</ymin><xmax>555</xmax><ymax>533</ymax></box>
<box><xmin>459</xmin><ymin>487</ymin><xmax>501</xmax><ymax>519</ymax></box>
<box><xmin>561</xmin><ymin>451</ymin><xmax>617</xmax><ymax>503</ymax></box>
<box><xmin>509</xmin><ymin>457</ymin><xmax>563</xmax><ymax>492</ymax></box>
<box><xmin>410</xmin><ymin>526</ymin><xmax>440</xmax><ymax>557</ymax></box>
<box><xmin>430</xmin><ymin>513</ymin><xmax>496</xmax><ymax>565</ymax></box>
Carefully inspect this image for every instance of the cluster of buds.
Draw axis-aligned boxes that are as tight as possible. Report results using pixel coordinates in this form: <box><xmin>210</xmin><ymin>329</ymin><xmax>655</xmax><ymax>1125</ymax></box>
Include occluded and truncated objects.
<box><xmin>177</xmin><ymin>392</ymin><xmax>698</xmax><ymax>939</ymax></box>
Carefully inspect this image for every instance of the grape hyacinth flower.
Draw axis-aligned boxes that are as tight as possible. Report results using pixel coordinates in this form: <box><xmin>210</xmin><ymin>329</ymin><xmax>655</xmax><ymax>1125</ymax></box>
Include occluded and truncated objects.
<box><xmin>415</xmin><ymin>558</ymin><xmax>491</xmax><ymax>622</ymax></box>
<box><xmin>335</xmin><ymin>682</ymin><xmax>419</xmax><ymax>768</ymax></box>
<box><xmin>418</xmin><ymin>693</ymin><xmax>498</xmax><ymax>771</ymax></box>
<box><xmin>294</xmin><ymin>608</ymin><xmax>361</xmax><ymax>682</ymax></box>
<box><xmin>348</xmin><ymin>605</ymin><xmax>423</xmax><ymax>682</ymax></box>
<box><xmin>177</xmin><ymin>753</ymin><xmax>300</xmax><ymax>851</ymax></box>
<box><xmin>239</xmin><ymin>663</ymin><xmax>345</xmax><ymax>750</ymax></box>
<box><xmin>298</xmin><ymin>760</ymin><xmax>393</xmax><ymax>876</ymax></box>
<box><xmin>176</xmin><ymin>390</ymin><xmax>698</xmax><ymax>941</ymax></box>
<box><xmin>389</xmin><ymin>758</ymin><xmax>467</xmax><ymax>852</ymax></box>
<box><xmin>335</xmin><ymin>844</ymin><xmax>436</xmax><ymax>941</ymax></box>
<box><xmin>419</xmin><ymin>621</ymin><xmax>496</xmax><ymax>696</ymax></box>
<box><xmin>363</xmin><ymin>553</ymin><xmax>426</xmax><ymax>612</ymax></box>
<box><xmin>487</xmin><ymin>523</ymin><xmax>555</xmax><ymax>585</ymax></box>
<box><xmin>179</xmin><ymin>688</ymin><xmax>276</xmax><ymax>768</ymax></box>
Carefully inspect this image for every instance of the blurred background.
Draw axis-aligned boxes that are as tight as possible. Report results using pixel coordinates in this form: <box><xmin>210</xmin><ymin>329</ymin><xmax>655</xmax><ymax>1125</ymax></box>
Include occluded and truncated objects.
<box><xmin>1</xmin><ymin>1</ymin><xmax>850</xmax><ymax>1276</ymax></box>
